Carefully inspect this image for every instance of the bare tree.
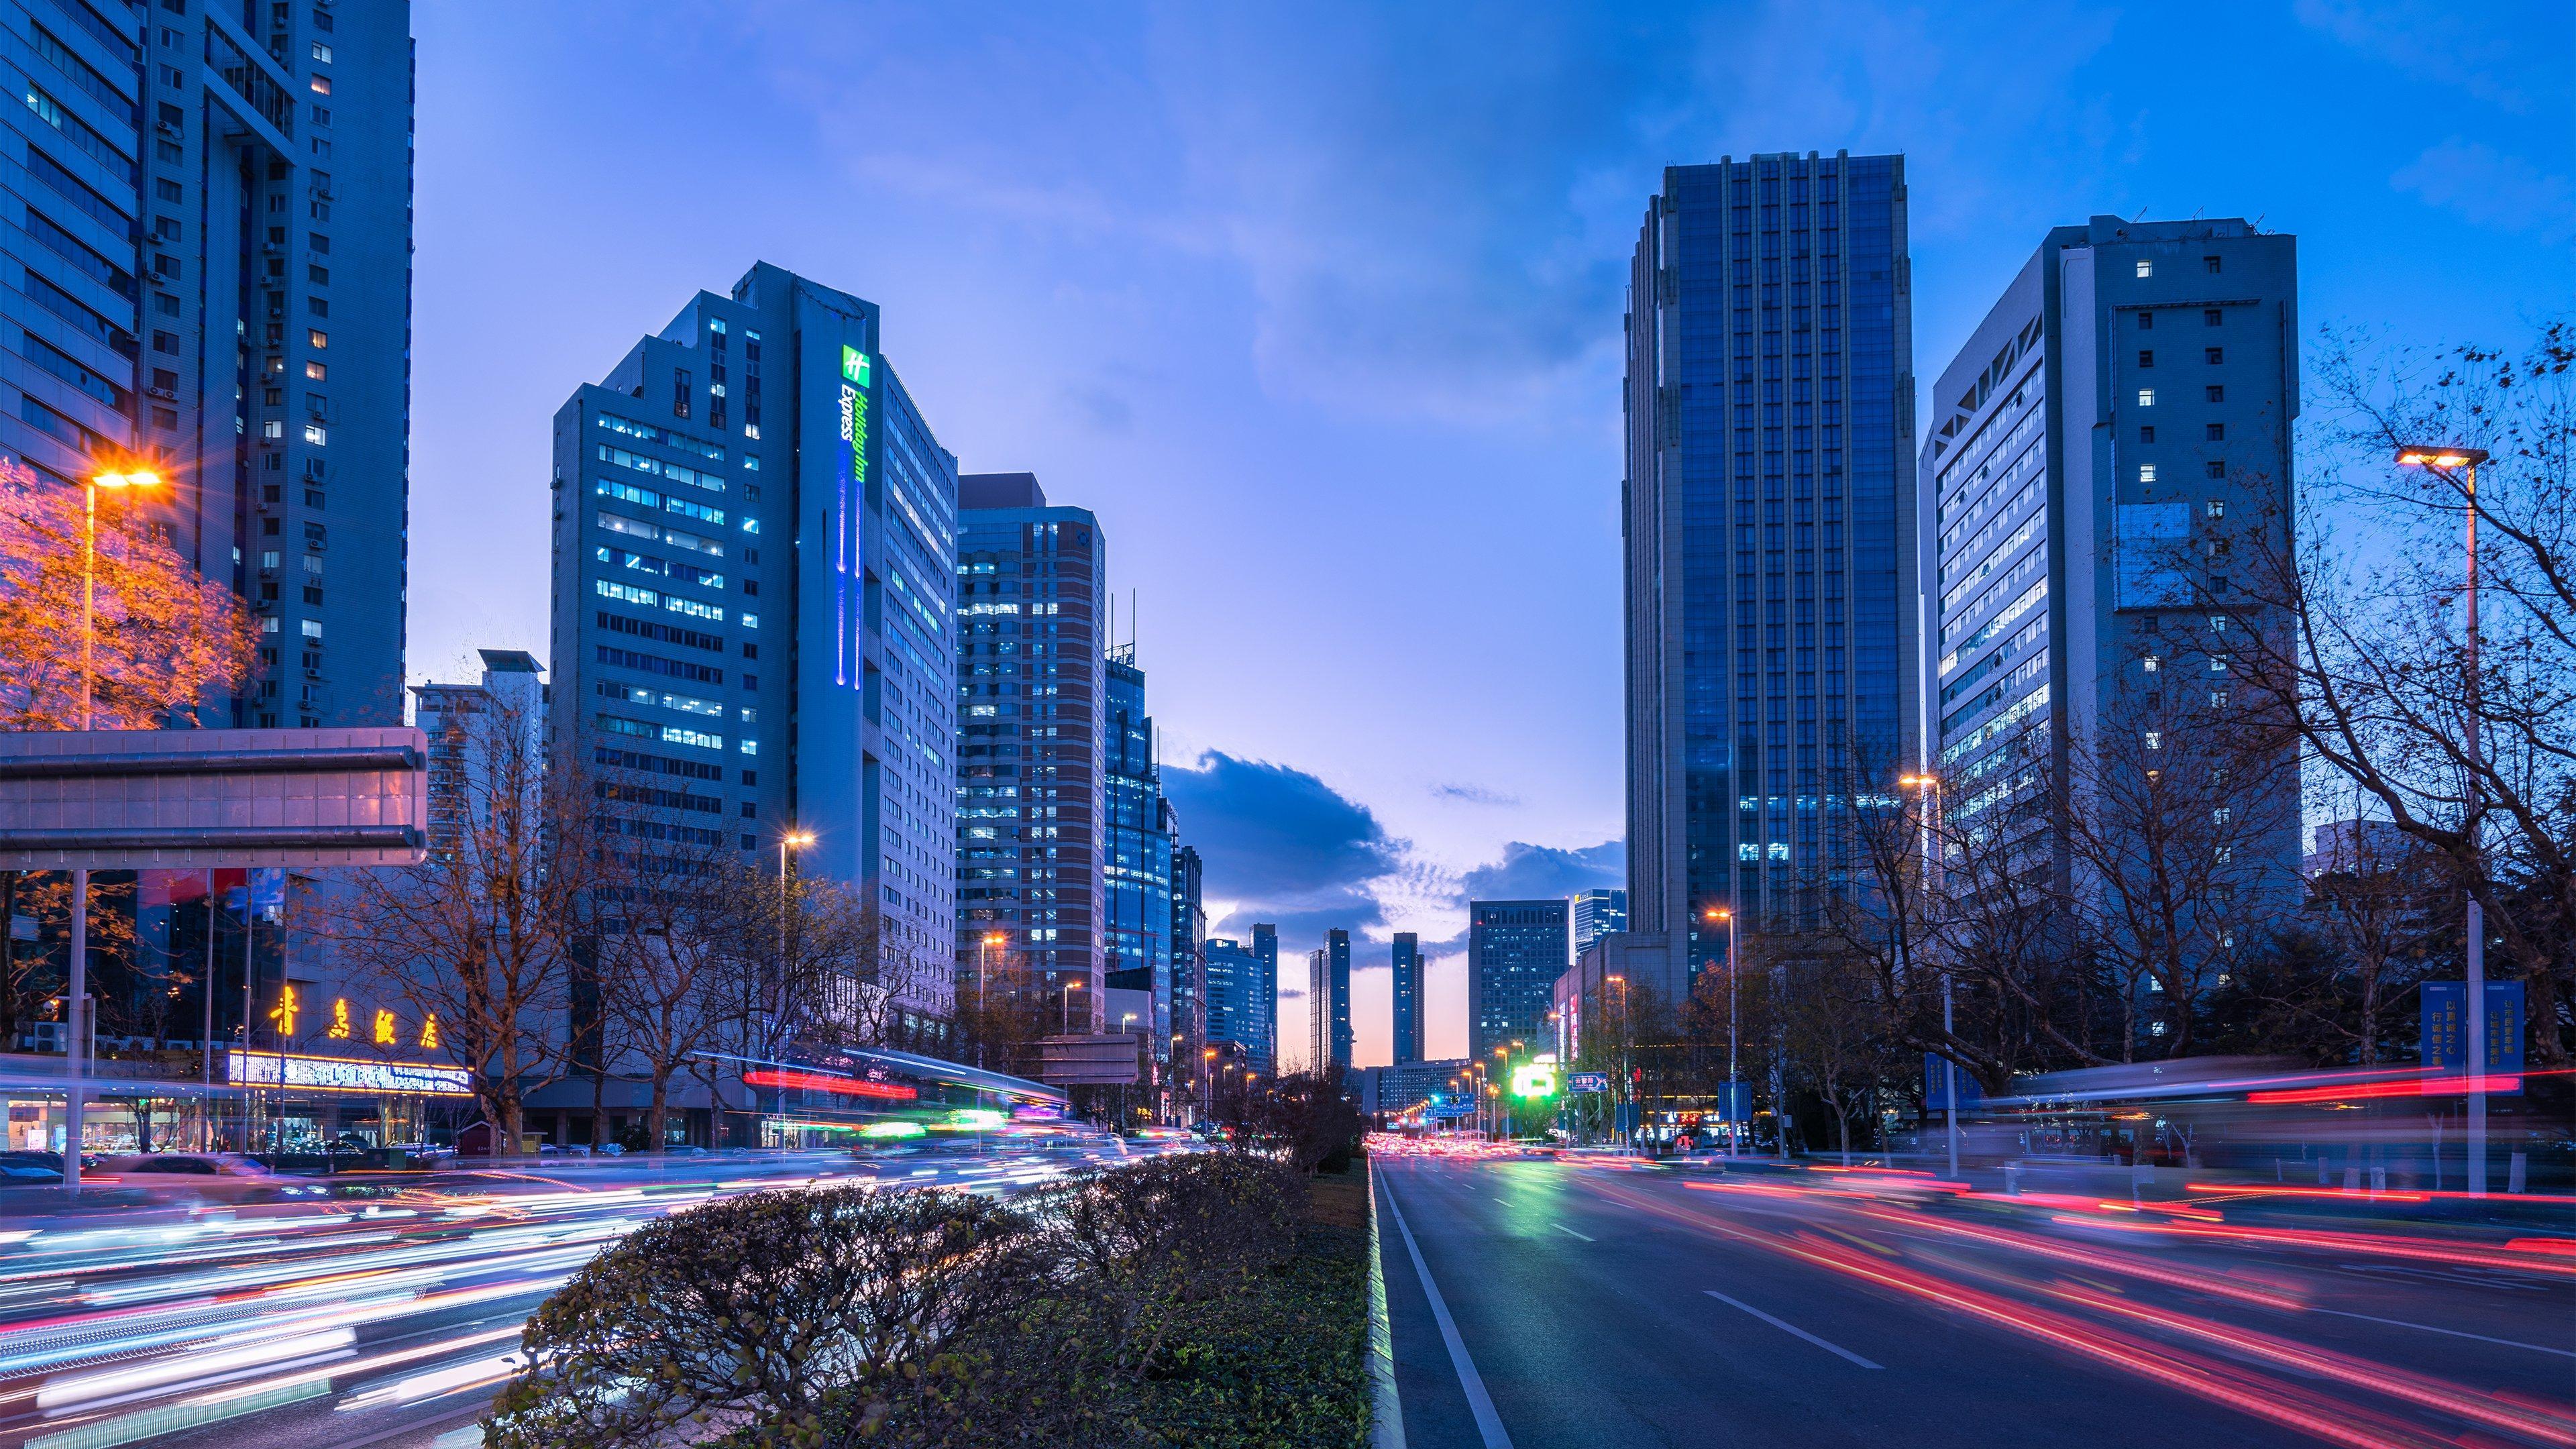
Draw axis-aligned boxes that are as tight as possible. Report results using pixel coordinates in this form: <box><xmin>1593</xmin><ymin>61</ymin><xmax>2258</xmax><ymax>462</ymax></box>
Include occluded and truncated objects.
<box><xmin>2058</xmin><ymin>686</ymin><xmax>2301</xmax><ymax>1061</ymax></box>
<box><xmin>2230</xmin><ymin>323</ymin><xmax>2575</xmax><ymax>1065</ymax></box>
<box><xmin>301</xmin><ymin>688</ymin><xmax>598</xmax><ymax>1153</ymax></box>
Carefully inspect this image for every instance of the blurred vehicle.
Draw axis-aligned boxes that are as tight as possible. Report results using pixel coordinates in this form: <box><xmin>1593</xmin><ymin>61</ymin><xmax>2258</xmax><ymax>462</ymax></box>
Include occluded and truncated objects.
<box><xmin>93</xmin><ymin>1152</ymin><xmax>284</xmax><ymax>1199</ymax></box>
<box><xmin>0</xmin><ymin>1150</ymin><xmax>64</xmax><ymax>1182</ymax></box>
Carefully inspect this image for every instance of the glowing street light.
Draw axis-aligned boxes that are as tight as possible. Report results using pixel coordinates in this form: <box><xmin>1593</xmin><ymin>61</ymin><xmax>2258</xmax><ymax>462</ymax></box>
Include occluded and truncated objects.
<box><xmin>2397</xmin><ymin>443</ymin><xmax>2493</xmax><ymax>1195</ymax></box>
<box><xmin>62</xmin><ymin>466</ymin><xmax>162</xmax><ymax>1195</ymax></box>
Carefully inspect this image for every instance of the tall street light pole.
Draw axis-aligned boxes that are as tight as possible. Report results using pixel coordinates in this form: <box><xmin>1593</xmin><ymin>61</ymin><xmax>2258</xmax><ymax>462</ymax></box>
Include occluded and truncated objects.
<box><xmin>2397</xmin><ymin>445</ymin><xmax>2492</xmax><ymax>1196</ymax></box>
<box><xmin>1900</xmin><ymin>772</ymin><xmax>1957</xmax><ymax>1179</ymax></box>
<box><xmin>63</xmin><ymin>467</ymin><xmax>162</xmax><ymax>1194</ymax></box>
<box><xmin>1705</xmin><ymin>908</ymin><xmax>1737</xmax><ymax>1155</ymax></box>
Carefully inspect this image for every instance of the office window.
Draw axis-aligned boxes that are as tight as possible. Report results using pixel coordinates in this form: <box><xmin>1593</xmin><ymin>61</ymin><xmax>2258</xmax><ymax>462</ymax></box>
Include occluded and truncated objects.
<box><xmin>2137</xmin><ymin>311</ymin><xmax>2154</xmax><ymax>330</ymax></box>
<box><xmin>2205</xmin><ymin>462</ymin><xmax>2226</xmax><ymax>479</ymax></box>
<box><xmin>2205</xmin><ymin>499</ymin><xmax>2226</xmax><ymax>518</ymax></box>
<box><xmin>2137</xmin><ymin>389</ymin><xmax>2155</xmax><ymax>407</ymax></box>
<box><xmin>2143</xmin><ymin>731</ymin><xmax>2162</xmax><ymax>751</ymax></box>
<box><xmin>2204</xmin><ymin>309</ymin><xmax>2223</xmax><ymax>327</ymax></box>
<box><xmin>2203</xmin><ymin>256</ymin><xmax>2221</xmax><ymax>274</ymax></box>
<box><xmin>2135</xmin><ymin>259</ymin><xmax>2152</xmax><ymax>278</ymax></box>
<box><xmin>2139</xmin><ymin>425</ymin><xmax>2155</xmax><ymax>443</ymax></box>
<box><xmin>2139</xmin><ymin>464</ymin><xmax>2157</xmax><ymax>483</ymax></box>
<box><xmin>2205</xmin><ymin>385</ymin><xmax>2224</xmax><ymax>402</ymax></box>
<box><xmin>2204</xmin><ymin>347</ymin><xmax>2223</xmax><ymax>364</ymax></box>
<box><xmin>2205</xmin><ymin>423</ymin><xmax>2224</xmax><ymax>441</ymax></box>
<box><xmin>2141</xmin><ymin>655</ymin><xmax>2159</xmax><ymax>673</ymax></box>
<box><xmin>2137</xmin><ymin>350</ymin><xmax>2154</xmax><ymax>368</ymax></box>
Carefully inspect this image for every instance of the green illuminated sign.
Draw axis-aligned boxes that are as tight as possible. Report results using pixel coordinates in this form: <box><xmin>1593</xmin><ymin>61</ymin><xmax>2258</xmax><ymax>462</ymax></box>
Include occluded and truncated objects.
<box><xmin>841</xmin><ymin>344</ymin><xmax>872</xmax><ymax>386</ymax></box>
<box><xmin>1511</xmin><ymin>1064</ymin><xmax>1558</xmax><ymax>1099</ymax></box>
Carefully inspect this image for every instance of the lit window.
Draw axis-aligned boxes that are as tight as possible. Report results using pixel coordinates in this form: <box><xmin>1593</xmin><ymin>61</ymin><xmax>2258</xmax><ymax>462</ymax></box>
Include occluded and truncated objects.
<box><xmin>2206</xmin><ymin>499</ymin><xmax>2224</xmax><ymax>519</ymax></box>
<box><xmin>308</xmin><ymin>329</ymin><xmax>327</xmax><ymax>349</ymax></box>
<box><xmin>2139</xmin><ymin>464</ymin><xmax>2157</xmax><ymax>483</ymax></box>
<box><xmin>2143</xmin><ymin>731</ymin><xmax>2162</xmax><ymax>751</ymax></box>
<box><xmin>2137</xmin><ymin>388</ymin><xmax>2155</xmax><ymax>407</ymax></box>
<box><xmin>2141</xmin><ymin>655</ymin><xmax>2159</xmax><ymax>673</ymax></box>
<box><xmin>305</xmin><ymin>361</ymin><xmax>326</xmax><ymax>380</ymax></box>
<box><xmin>2135</xmin><ymin>259</ymin><xmax>2153</xmax><ymax>278</ymax></box>
<box><xmin>311</xmin><ymin>42</ymin><xmax>332</xmax><ymax>62</ymax></box>
<box><xmin>303</xmin><ymin>424</ymin><xmax>326</xmax><ymax>445</ymax></box>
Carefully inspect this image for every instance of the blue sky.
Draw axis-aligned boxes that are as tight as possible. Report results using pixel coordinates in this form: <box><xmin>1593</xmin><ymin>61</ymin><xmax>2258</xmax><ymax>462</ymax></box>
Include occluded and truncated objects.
<box><xmin>406</xmin><ymin>1</ymin><xmax>2573</xmax><ymax>1067</ymax></box>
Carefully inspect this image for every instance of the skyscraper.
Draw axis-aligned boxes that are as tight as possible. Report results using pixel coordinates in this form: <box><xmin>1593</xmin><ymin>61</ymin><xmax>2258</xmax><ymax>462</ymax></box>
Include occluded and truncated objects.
<box><xmin>1921</xmin><ymin>217</ymin><xmax>2300</xmax><ymax>922</ymax></box>
<box><xmin>1203</xmin><ymin>934</ymin><xmax>1259</xmax><ymax>1063</ymax></box>
<box><xmin>1101</xmin><ymin>645</ymin><xmax>1172</xmax><ymax>1044</ymax></box>
<box><xmin>548</xmin><ymin>263</ymin><xmax>960</xmax><ymax>1014</ymax></box>
<box><xmin>956</xmin><ymin>473</ymin><xmax>1106</xmax><ymax>1031</ymax></box>
<box><xmin>0</xmin><ymin>0</ymin><xmax>414</xmax><ymax>725</ymax></box>
<box><xmin>1568</xmin><ymin>889</ymin><xmax>1627</xmax><ymax>963</ymax></box>
<box><xmin>1621</xmin><ymin>152</ymin><xmax>1916</xmax><ymax>1001</ymax></box>
<box><xmin>1468</xmin><ymin>898</ymin><xmax>1568</xmax><ymax>1064</ymax></box>
<box><xmin>1248</xmin><ymin>922</ymin><xmax>1279</xmax><ymax>1073</ymax></box>
<box><xmin>1307</xmin><ymin>928</ymin><xmax>1350</xmax><ymax>1073</ymax></box>
<box><xmin>1169</xmin><ymin>842</ymin><xmax>1206</xmax><ymax>1067</ymax></box>
<box><xmin>1390</xmin><ymin>932</ymin><xmax>1424</xmax><ymax>1065</ymax></box>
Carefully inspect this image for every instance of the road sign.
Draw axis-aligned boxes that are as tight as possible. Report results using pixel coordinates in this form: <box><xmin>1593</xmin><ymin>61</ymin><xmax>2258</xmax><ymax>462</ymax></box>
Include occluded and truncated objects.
<box><xmin>2421</xmin><ymin>981</ymin><xmax>2524</xmax><ymax>1095</ymax></box>
<box><xmin>1925</xmin><ymin>1053</ymin><xmax>1984</xmax><ymax>1110</ymax></box>
<box><xmin>1713</xmin><ymin>1081</ymin><xmax>1752</xmax><ymax>1122</ymax></box>
<box><xmin>1566</xmin><ymin>1071</ymin><xmax>1609</xmax><ymax>1093</ymax></box>
<box><xmin>1511</xmin><ymin>1063</ymin><xmax>1558</xmax><ymax>1098</ymax></box>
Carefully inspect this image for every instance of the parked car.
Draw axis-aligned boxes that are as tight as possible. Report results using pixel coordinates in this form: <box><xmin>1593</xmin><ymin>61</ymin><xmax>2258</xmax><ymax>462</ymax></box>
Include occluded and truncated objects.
<box><xmin>0</xmin><ymin>1150</ymin><xmax>64</xmax><ymax>1183</ymax></box>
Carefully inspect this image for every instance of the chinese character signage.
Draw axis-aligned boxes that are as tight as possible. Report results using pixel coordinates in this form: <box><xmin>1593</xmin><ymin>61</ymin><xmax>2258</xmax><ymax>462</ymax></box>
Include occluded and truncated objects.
<box><xmin>2420</xmin><ymin>981</ymin><xmax>2524</xmax><ymax>1094</ymax></box>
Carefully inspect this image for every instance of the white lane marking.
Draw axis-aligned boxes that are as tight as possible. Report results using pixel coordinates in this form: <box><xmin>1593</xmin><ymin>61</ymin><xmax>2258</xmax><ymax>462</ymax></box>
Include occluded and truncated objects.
<box><xmin>1384</xmin><ymin>1175</ymin><xmax>1515</xmax><ymax>1449</ymax></box>
<box><xmin>2300</xmin><ymin>1305</ymin><xmax>2576</xmax><ymax>1359</ymax></box>
<box><xmin>1553</xmin><ymin>1225</ymin><xmax>1595</xmax><ymax>1242</ymax></box>
<box><xmin>1704</xmin><ymin>1289</ymin><xmax>1884</xmax><ymax>1368</ymax></box>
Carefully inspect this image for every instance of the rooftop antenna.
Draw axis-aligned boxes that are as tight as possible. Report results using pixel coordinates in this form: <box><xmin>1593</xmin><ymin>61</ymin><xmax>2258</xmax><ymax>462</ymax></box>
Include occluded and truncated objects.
<box><xmin>1131</xmin><ymin>588</ymin><xmax>1138</xmax><ymax>658</ymax></box>
<box><xmin>2131</xmin><ymin>204</ymin><xmax>2149</xmax><ymax>222</ymax></box>
<box><xmin>2251</xmin><ymin>213</ymin><xmax>2267</xmax><ymax>233</ymax></box>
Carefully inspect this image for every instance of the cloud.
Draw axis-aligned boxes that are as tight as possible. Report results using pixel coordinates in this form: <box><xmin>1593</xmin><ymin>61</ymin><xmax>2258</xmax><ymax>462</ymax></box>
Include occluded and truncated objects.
<box><xmin>2391</xmin><ymin>140</ymin><xmax>2576</xmax><ymax>243</ymax></box>
<box><xmin>2294</xmin><ymin>0</ymin><xmax>2547</xmax><ymax>115</ymax></box>
<box><xmin>1162</xmin><ymin>751</ymin><xmax>1404</xmax><ymax>945</ymax></box>
<box><xmin>1430</xmin><ymin>783</ymin><xmax>1521</xmax><ymax>806</ymax></box>
<box><xmin>1457</xmin><ymin>839</ymin><xmax>1625</xmax><ymax>904</ymax></box>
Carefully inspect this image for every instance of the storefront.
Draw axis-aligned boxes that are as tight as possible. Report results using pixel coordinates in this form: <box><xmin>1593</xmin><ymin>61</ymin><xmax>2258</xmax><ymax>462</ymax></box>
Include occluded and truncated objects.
<box><xmin>225</xmin><ymin>1049</ymin><xmax>473</xmax><ymax>1153</ymax></box>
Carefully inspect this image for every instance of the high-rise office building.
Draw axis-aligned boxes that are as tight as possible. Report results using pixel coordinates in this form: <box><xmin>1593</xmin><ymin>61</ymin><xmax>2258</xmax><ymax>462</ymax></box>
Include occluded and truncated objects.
<box><xmin>1248</xmin><ymin>922</ymin><xmax>1279</xmax><ymax>1073</ymax></box>
<box><xmin>1921</xmin><ymin>216</ymin><xmax>2300</xmax><ymax>906</ymax></box>
<box><xmin>1101</xmin><ymin>645</ymin><xmax>1171</xmax><ymax>1044</ymax></box>
<box><xmin>0</xmin><ymin>0</ymin><xmax>414</xmax><ymax>725</ymax></box>
<box><xmin>1568</xmin><ymin>888</ymin><xmax>1627</xmax><ymax>963</ymax></box>
<box><xmin>1169</xmin><ymin>842</ymin><xmax>1205</xmax><ymax>1067</ymax></box>
<box><xmin>1203</xmin><ymin>933</ymin><xmax>1259</xmax><ymax>1063</ymax></box>
<box><xmin>1307</xmin><ymin>927</ymin><xmax>1350</xmax><ymax>1073</ymax></box>
<box><xmin>548</xmin><ymin>263</ymin><xmax>960</xmax><ymax>1016</ymax></box>
<box><xmin>412</xmin><ymin>649</ymin><xmax>544</xmax><ymax>859</ymax></box>
<box><xmin>1621</xmin><ymin>152</ymin><xmax>1915</xmax><ymax>1001</ymax></box>
<box><xmin>1389</xmin><ymin>932</ymin><xmax>1424</xmax><ymax>1065</ymax></box>
<box><xmin>1468</xmin><ymin>898</ymin><xmax>1568</xmax><ymax>1063</ymax></box>
<box><xmin>955</xmin><ymin>472</ymin><xmax>1106</xmax><ymax>1031</ymax></box>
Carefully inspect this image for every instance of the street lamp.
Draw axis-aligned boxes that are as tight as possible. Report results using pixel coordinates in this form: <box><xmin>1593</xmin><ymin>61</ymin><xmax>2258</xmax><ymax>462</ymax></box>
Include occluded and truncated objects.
<box><xmin>2396</xmin><ymin>444</ymin><xmax>2493</xmax><ymax>1197</ymax></box>
<box><xmin>62</xmin><ymin>466</ymin><xmax>162</xmax><ymax>1193</ymax></box>
<box><xmin>1898</xmin><ymin>772</ymin><xmax>1960</xmax><ymax>1177</ymax></box>
<box><xmin>1705</xmin><ymin>907</ymin><xmax>1740</xmax><ymax>1156</ymax></box>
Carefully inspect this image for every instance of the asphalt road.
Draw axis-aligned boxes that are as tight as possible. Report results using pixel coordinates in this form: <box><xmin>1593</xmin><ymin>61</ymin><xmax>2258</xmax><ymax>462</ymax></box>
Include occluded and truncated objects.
<box><xmin>0</xmin><ymin>1135</ymin><xmax>1173</xmax><ymax>1449</ymax></box>
<box><xmin>1374</xmin><ymin>1152</ymin><xmax>2576</xmax><ymax>1449</ymax></box>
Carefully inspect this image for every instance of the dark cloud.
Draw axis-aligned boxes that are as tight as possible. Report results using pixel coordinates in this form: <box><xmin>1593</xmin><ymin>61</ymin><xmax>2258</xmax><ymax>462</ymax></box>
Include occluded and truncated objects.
<box><xmin>1430</xmin><ymin>783</ymin><xmax>1520</xmax><ymax>806</ymax></box>
<box><xmin>1163</xmin><ymin>751</ymin><xmax>1402</xmax><ymax>947</ymax></box>
<box><xmin>1457</xmin><ymin>839</ymin><xmax>1623</xmax><ymax>905</ymax></box>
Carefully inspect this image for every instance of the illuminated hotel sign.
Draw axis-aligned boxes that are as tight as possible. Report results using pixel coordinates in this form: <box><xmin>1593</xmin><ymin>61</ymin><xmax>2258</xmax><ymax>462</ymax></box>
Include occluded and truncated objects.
<box><xmin>835</xmin><ymin>343</ymin><xmax>874</xmax><ymax>688</ymax></box>
<box><xmin>227</xmin><ymin>1050</ymin><xmax>473</xmax><ymax>1096</ymax></box>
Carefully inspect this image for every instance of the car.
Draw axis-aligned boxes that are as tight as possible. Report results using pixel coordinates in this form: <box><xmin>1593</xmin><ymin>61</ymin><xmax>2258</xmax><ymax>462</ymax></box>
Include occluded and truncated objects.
<box><xmin>94</xmin><ymin>1152</ymin><xmax>283</xmax><ymax>1197</ymax></box>
<box><xmin>0</xmin><ymin>1150</ymin><xmax>64</xmax><ymax>1182</ymax></box>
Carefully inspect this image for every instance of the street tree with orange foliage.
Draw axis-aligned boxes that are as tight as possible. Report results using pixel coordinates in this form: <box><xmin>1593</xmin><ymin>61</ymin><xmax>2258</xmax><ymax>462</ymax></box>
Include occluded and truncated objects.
<box><xmin>0</xmin><ymin>456</ymin><xmax>256</xmax><ymax>1049</ymax></box>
